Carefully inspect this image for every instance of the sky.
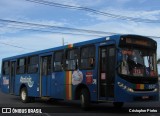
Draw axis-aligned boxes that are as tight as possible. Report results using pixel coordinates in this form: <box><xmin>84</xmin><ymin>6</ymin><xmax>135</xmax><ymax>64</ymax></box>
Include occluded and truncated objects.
<box><xmin>0</xmin><ymin>0</ymin><xmax>160</xmax><ymax>73</ymax></box>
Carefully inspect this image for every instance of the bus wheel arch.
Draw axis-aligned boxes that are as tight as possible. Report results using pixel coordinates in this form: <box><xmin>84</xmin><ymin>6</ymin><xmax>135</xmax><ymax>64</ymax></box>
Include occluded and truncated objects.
<box><xmin>75</xmin><ymin>84</ymin><xmax>91</xmax><ymax>110</ymax></box>
<box><xmin>75</xmin><ymin>84</ymin><xmax>90</xmax><ymax>100</ymax></box>
<box><xmin>20</xmin><ymin>84</ymin><xmax>30</xmax><ymax>103</ymax></box>
<box><xmin>19</xmin><ymin>84</ymin><xmax>26</xmax><ymax>95</ymax></box>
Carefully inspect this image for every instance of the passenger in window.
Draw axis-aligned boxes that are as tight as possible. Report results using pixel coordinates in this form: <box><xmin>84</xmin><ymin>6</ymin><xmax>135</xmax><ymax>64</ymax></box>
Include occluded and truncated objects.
<box><xmin>127</xmin><ymin>51</ymin><xmax>144</xmax><ymax>76</ymax></box>
<box><xmin>61</xmin><ymin>61</ymin><xmax>63</xmax><ymax>70</ymax></box>
<box><xmin>36</xmin><ymin>64</ymin><xmax>39</xmax><ymax>69</ymax></box>
<box><xmin>75</xmin><ymin>60</ymin><xmax>78</xmax><ymax>70</ymax></box>
<box><xmin>89</xmin><ymin>58</ymin><xmax>94</xmax><ymax>68</ymax></box>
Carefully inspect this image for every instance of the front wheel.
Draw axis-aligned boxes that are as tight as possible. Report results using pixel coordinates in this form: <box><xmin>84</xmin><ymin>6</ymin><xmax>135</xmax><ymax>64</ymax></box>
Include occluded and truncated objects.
<box><xmin>20</xmin><ymin>87</ymin><xmax>31</xmax><ymax>103</ymax></box>
<box><xmin>80</xmin><ymin>89</ymin><xmax>90</xmax><ymax>110</ymax></box>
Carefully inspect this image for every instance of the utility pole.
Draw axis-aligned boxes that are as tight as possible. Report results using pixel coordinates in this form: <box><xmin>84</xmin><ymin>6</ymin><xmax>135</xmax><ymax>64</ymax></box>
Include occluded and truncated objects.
<box><xmin>62</xmin><ymin>38</ymin><xmax>64</xmax><ymax>46</ymax></box>
<box><xmin>62</xmin><ymin>38</ymin><xmax>68</xmax><ymax>46</ymax></box>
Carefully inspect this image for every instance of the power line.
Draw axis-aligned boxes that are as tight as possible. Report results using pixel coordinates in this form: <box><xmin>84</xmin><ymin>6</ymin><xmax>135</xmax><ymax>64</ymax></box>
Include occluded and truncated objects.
<box><xmin>0</xmin><ymin>20</ymin><xmax>105</xmax><ymax>50</ymax></box>
<box><xmin>0</xmin><ymin>18</ymin><xmax>119</xmax><ymax>35</ymax></box>
<box><xmin>0</xmin><ymin>41</ymin><xmax>34</xmax><ymax>50</ymax></box>
<box><xmin>0</xmin><ymin>18</ymin><xmax>105</xmax><ymax>50</ymax></box>
<box><xmin>0</xmin><ymin>18</ymin><xmax>160</xmax><ymax>39</ymax></box>
<box><xmin>0</xmin><ymin>25</ymin><xmax>104</xmax><ymax>37</ymax></box>
<box><xmin>0</xmin><ymin>18</ymin><xmax>159</xmax><ymax>50</ymax></box>
<box><xmin>25</xmin><ymin>0</ymin><xmax>160</xmax><ymax>23</ymax></box>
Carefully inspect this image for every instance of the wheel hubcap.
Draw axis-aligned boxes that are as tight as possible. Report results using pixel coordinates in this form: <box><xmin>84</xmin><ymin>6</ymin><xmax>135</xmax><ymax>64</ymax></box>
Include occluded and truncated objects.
<box><xmin>81</xmin><ymin>94</ymin><xmax>84</xmax><ymax>105</ymax></box>
<box><xmin>21</xmin><ymin>90</ymin><xmax>26</xmax><ymax>101</ymax></box>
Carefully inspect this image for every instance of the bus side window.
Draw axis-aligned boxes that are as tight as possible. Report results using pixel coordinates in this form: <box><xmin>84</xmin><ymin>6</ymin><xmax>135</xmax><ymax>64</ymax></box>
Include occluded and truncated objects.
<box><xmin>28</xmin><ymin>56</ymin><xmax>39</xmax><ymax>73</ymax></box>
<box><xmin>80</xmin><ymin>45</ymin><xmax>95</xmax><ymax>69</ymax></box>
<box><xmin>54</xmin><ymin>51</ymin><xmax>64</xmax><ymax>71</ymax></box>
<box><xmin>2</xmin><ymin>61</ymin><xmax>10</xmax><ymax>75</ymax></box>
<box><xmin>47</xmin><ymin>56</ymin><xmax>52</xmax><ymax>74</ymax></box>
<box><xmin>42</xmin><ymin>57</ymin><xmax>47</xmax><ymax>75</ymax></box>
<box><xmin>65</xmin><ymin>48</ymin><xmax>79</xmax><ymax>70</ymax></box>
<box><xmin>42</xmin><ymin>56</ymin><xmax>52</xmax><ymax>75</ymax></box>
<box><xmin>17</xmin><ymin>58</ymin><xmax>26</xmax><ymax>74</ymax></box>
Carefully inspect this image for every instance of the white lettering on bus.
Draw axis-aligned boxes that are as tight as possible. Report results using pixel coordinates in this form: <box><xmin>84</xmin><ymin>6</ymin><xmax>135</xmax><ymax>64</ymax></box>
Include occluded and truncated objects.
<box><xmin>20</xmin><ymin>76</ymin><xmax>34</xmax><ymax>88</ymax></box>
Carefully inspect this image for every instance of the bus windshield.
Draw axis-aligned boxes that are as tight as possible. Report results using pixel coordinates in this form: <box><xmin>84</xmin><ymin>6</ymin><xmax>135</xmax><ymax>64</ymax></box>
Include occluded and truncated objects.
<box><xmin>118</xmin><ymin>48</ymin><xmax>157</xmax><ymax>77</ymax></box>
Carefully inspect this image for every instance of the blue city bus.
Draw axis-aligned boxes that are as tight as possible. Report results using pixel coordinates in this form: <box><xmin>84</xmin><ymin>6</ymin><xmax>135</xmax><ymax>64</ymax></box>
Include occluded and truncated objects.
<box><xmin>1</xmin><ymin>34</ymin><xmax>159</xmax><ymax>109</ymax></box>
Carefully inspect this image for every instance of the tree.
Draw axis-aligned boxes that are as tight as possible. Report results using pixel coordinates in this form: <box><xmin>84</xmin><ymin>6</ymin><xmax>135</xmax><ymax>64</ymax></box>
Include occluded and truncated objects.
<box><xmin>157</xmin><ymin>58</ymin><xmax>160</xmax><ymax>64</ymax></box>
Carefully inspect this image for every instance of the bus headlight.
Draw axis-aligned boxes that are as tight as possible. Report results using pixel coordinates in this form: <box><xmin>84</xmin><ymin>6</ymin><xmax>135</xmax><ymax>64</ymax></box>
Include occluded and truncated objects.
<box><xmin>153</xmin><ymin>88</ymin><xmax>158</xmax><ymax>92</ymax></box>
<box><xmin>123</xmin><ymin>85</ymin><xmax>127</xmax><ymax>89</ymax></box>
<box><xmin>118</xmin><ymin>82</ymin><xmax>124</xmax><ymax>87</ymax></box>
<box><xmin>117</xmin><ymin>82</ymin><xmax>134</xmax><ymax>92</ymax></box>
<box><xmin>127</xmin><ymin>87</ymin><xmax>134</xmax><ymax>92</ymax></box>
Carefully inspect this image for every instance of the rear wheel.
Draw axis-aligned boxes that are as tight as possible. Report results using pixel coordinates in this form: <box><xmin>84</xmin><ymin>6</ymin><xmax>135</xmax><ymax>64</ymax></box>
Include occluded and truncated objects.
<box><xmin>20</xmin><ymin>87</ymin><xmax>31</xmax><ymax>103</ymax></box>
<box><xmin>113</xmin><ymin>102</ymin><xmax>124</xmax><ymax>108</ymax></box>
<box><xmin>80</xmin><ymin>89</ymin><xmax>90</xmax><ymax>110</ymax></box>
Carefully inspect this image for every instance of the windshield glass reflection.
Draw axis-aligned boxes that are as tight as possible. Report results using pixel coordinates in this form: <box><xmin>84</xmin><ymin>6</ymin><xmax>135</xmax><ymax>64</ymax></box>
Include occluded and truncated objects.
<box><xmin>119</xmin><ymin>49</ymin><xmax>157</xmax><ymax>77</ymax></box>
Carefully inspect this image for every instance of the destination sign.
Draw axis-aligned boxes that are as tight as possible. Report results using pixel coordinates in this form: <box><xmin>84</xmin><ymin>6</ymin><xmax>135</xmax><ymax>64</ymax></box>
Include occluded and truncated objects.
<box><xmin>119</xmin><ymin>35</ymin><xmax>156</xmax><ymax>49</ymax></box>
<box><xmin>126</xmin><ymin>38</ymin><xmax>149</xmax><ymax>46</ymax></box>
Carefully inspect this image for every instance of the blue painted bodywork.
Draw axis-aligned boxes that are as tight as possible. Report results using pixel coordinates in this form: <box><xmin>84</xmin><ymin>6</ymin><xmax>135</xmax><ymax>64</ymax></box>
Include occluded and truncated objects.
<box><xmin>14</xmin><ymin>74</ymin><xmax>39</xmax><ymax>97</ymax></box>
<box><xmin>1</xmin><ymin>76</ymin><xmax>9</xmax><ymax>93</ymax></box>
<box><xmin>114</xmin><ymin>75</ymin><xmax>159</xmax><ymax>102</ymax></box>
<box><xmin>52</xmin><ymin>72</ymin><xmax>65</xmax><ymax>99</ymax></box>
<box><xmin>0</xmin><ymin>34</ymin><xmax>159</xmax><ymax>103</ymax></box>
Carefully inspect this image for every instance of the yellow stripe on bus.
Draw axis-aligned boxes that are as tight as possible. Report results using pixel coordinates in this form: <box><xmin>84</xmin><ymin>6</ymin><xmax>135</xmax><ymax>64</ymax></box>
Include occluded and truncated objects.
<box><xmin>140</xmin><ymin>84</ymin><xmax>144</xmax><ymax>90</ymax></box>
<box><xmin>66</xmin><ymin>71</ymin><xmax>72</xmax><ymax>100</ymax></box>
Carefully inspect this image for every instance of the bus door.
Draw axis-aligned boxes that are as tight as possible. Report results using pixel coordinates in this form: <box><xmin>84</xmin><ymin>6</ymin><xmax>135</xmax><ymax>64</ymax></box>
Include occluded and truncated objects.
<box><xmin>40</xmin><ymin>55</ymin><xmax>52</xmax><ymax>96</ymax></box>
<box><xmin>9</xmin><ymin>61</ymin><xmax>16</xmax><ymax>94</ymax></box>
<box><xmin>98</xmin><ymin>45</ymin><xmax>115</xmax><ymax>100</ymax></box>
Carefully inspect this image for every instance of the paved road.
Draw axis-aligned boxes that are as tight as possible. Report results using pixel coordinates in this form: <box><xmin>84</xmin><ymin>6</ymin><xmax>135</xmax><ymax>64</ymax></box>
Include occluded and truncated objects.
<box><xmin>0</xmin><ymin>90</ymin><xmax>160</xmax><ymax>116</ymax></box>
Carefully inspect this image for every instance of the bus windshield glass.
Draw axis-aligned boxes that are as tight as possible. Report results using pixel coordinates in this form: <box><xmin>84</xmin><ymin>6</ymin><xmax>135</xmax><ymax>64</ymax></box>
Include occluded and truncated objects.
<box><xmin>118</xmin><ymin>48</ymin><xmax>157</xmax><ymax>77</ymax></box>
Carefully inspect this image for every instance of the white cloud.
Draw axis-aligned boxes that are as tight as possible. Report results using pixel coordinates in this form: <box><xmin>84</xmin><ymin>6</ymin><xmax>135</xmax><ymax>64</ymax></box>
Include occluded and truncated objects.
<box><xmin>87</xmin><ymin>8</ymin><xmax>160</xmax><ymax>21</ymax></box>
<box><xmin>0</xmin><ymin>0</ymin><xmax>35</xmax><ymax>17</ymax></box>
<box><xmin>115</xmin><ymin>0</ymin><xmax>132</xmax><ymax>5</ymax></box>
<box><xmin>83</xmin><ymin>21</ymin><xmax>160</xmax><ymax>36</ymax></box>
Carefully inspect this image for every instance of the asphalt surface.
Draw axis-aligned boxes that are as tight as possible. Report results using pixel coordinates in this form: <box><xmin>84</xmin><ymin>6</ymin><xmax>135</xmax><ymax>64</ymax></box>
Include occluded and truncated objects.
<box><xmin>0</xmin><ymin>89</ymin><xmax>160</xmax><ymax>116</ymax></box>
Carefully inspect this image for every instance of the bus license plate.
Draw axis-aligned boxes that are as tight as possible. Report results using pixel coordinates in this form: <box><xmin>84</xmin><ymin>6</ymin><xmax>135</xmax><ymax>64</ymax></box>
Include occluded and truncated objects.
<box><xmin>142</xmin><ymin>96</ymin><xmax>149</xmax><ymax>99</ymax></box>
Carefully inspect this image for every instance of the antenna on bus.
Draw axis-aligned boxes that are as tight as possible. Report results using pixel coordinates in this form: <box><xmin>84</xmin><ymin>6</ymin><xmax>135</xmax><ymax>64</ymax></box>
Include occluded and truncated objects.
<box><xmin>62</xmin><ymin>38</ymin><xmax>68</xmax><ymax>46</ymax></box>
<box><xmin>62</xmin><ymin>37</ymin><xmax>64</xmax><ymax>46</ymax></box>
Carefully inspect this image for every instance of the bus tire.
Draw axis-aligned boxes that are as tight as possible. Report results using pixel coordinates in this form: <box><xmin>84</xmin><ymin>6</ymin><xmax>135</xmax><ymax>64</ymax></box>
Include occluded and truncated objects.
<box><xmin>80</xmin><ymin>89</ymin><xmax>90</xmax><ymax>110</ymax></box>
<box><xmin>113</xmin><ymin>102</ymin><xmax>124</xmax><ymax>108</ymax></box>
<box><xmin>20</xmin><ymin>87</ymin><xmax>30</xmax><ymax>103</ymax></box>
